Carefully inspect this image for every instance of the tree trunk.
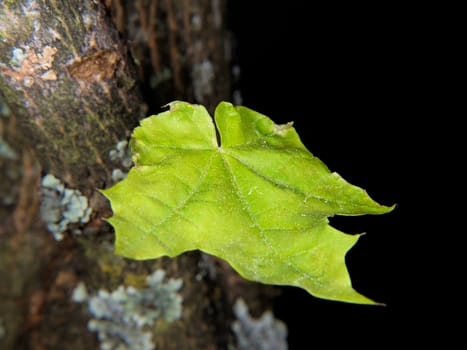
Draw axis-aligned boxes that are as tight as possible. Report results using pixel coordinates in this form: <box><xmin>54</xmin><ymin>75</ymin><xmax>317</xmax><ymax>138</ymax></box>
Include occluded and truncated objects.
<box><xmin>1</xmin><ymin>1</ymin><xmax>276</xmax><ymax>349</ymax></box>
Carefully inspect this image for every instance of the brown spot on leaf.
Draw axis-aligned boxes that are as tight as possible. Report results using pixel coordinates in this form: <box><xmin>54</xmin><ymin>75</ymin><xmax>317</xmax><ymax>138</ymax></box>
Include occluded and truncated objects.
<box><xmin>66</xmin><ymin>50</ymin><xmax>120</xmax><ymax>82</ymax></box>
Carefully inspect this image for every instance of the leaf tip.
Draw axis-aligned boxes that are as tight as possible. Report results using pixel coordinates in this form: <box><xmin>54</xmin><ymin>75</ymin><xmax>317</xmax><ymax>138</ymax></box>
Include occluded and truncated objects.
<box><xmin>161</xmin><ymin>100</ymin><xmax>184</xmax><ymax>110</ymax></box>
<box><xmin>161</xmin><ymin>100</ymin><xmax>205</xmax><ymax>116</ymax></box>
<box><xmin>273</xmin><ymin>121</ymin><xmax>294</xmax><ymax>135</ymax></box>
<box><xmin>374</xmin><ymin>202</ymin><xmax>397</xmax><ymax>215</ymax></box>
<box><xmin>304</xmin><ymin>285</ymin><xmax>382</xmax><ymax>305</ymax></box>
<box><xmin>214</xmin><ymin>101</ymin><xmax>235</xmax><ymax>116</ymax></box>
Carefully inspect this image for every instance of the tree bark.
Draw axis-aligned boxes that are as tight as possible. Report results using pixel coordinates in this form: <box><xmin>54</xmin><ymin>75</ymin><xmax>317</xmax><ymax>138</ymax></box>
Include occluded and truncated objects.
<box><xmin>0</xmin><ymin>0</ymin><xmax>145</xmax><ymax>187</ymax></box>
<box><xmin>108</xmin><ymin>0</ymin><xmax>232</xmax><ymax>112</ymax></box>
<box><xmin>1</xmin><ymin>1</ymin><xmax>275</xmax><ymax>349</ymax></box>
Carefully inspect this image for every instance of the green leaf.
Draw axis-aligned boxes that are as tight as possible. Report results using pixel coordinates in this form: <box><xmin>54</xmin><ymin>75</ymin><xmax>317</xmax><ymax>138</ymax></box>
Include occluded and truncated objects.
<box><xmin>102</xmin><ymin>101</ymin><xmax>394</xmax><ymax>304</ymax></box>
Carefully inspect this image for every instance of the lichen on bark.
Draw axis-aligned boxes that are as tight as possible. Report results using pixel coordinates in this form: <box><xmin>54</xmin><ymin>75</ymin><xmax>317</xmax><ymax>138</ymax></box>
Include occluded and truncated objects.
<box><xmin>0</xmin><ymin>0</ymin><xmax>145</xmax><ymax>188</ymax></box>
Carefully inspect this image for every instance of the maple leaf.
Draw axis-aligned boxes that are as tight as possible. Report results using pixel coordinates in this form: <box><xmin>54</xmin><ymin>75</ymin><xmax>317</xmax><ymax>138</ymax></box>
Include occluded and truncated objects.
<box><xmin>102</xmin><ymin>101</ymin><xmax>394</xmax><ymax>304</ymax></box>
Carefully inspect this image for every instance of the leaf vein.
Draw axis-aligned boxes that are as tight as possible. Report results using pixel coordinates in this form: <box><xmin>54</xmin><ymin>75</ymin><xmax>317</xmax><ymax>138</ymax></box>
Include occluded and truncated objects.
<box><xmin>223</xmin><ymin>151</ymin><xmax>354</xmax><ymax>211</ymax></box>
<box><xmin>123</xmin><ymin>154</ymin><xmax>216</xmax><ymax>253</ymax></box>
<box><xmin>220</xmin><ymin>153</ymin><xmax>320</xmax><ymax>283</ymax></box>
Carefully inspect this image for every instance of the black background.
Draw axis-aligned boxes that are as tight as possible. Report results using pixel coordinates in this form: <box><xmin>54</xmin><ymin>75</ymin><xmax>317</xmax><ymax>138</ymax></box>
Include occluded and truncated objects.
<box><xmin>227</xmin><ymin>2</ymin><xmax>417</xmax><ymax>347</ymax></box>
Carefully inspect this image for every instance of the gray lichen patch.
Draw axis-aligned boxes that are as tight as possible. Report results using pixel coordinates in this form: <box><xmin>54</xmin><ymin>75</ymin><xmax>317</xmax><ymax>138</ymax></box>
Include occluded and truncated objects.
<box><xmin>232</xmin><ymin>298</ymin><xmax>288</xmax><ymax>350</ymax></box>
<box><xmin>0</xmin><ymin>135</ymin><xmax>17</xmax><ymax>159</ymax></box>
<box><xmin>109</xmin><ymin>140</ymin><xmax>132</xmax><ymax>182</ymax></box>
<box><xmin>109</xmin><ymin>140</ymin><xmax>132</xmax><ymax>168</ymax></box>
<box><xmin>0</xmin><ymin>94</ymin><xmax>10</xmax><ymax>117</ymax></box>
<box><xmin>72</xmin><ymin>282</ymin><xmax>89</xmax><ymax>303</ymax></box>
<box><xmin>73</xmin><ymin>270</ymin><xmax>183</xmax><ymax>350</ymax></box>
<box><xmin>40</xmin><ymin>174</ymin><xmax>91</xmax><ymax>241</ymax></box>
<box><xmin>111</xmin><ymin>169</ymin><xmax>127</xmax><ymax>183</ymax></box>
<box><xmin>9</xmin><ymin>47</ymin><xmax>28</xmax><ymax>67</ymax></box>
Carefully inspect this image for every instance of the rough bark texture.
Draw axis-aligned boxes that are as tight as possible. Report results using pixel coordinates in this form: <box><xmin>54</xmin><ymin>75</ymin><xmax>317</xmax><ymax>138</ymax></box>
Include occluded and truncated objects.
<box><xmin>1</xmin><ymin>1</ymin><xmax>275</xmax><ymax>350</ymax></box>
<box><xmin>0</xmin><ymin>0</ymin><xmax>145</xmax><ymax>187</ymax></box>
<box><xmin>108</xmin><ymin>0</ymin><xmax>232</xmax><ymax>113</ymax></box>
